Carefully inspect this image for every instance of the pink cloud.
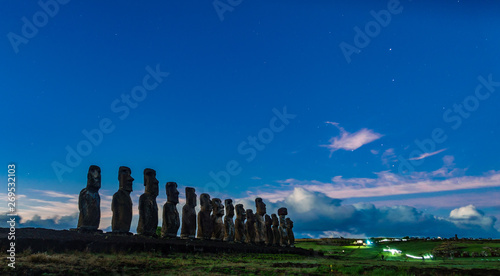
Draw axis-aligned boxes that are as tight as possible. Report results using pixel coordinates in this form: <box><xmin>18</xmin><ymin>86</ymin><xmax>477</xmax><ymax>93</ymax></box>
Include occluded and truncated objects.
<box><xmin>409</xmin><ymin>148</ymin><xmax>447</xmax><ymax>160</ymax></box>
<box><xmin>278</xmin><ymin>170</ymin><xmax>500</xmax><ymax>199</ymax></box>
<box><xmin>322</xmin><ymin>122</ymin><xmax>383</xmax><ymax>155</ymax></box>
<box><xmin>360</xmin><ymin>192</ymin><xmax>500</xmax><ymax>209</ymax></box>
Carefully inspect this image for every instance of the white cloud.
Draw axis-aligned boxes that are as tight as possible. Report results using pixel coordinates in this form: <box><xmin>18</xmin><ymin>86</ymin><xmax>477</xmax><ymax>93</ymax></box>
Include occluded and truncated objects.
<box><xmin>409</xmin><ymin>148</ymin><xmax>447</xmax><ymax>160</ymax></box>
<box><xmin>449</xmin><ymin>205</ymin><xmax>496</xmax><ymax>231</ymax></box>
<box><xmin>322</xmin><ymin>122</ymin><xmax>383</xmax><ymax>155</ymax></box>
<box><xmin>450</xmin><ymin>205</ymin><xmax>483</xmax><ymax>219</ymax></box>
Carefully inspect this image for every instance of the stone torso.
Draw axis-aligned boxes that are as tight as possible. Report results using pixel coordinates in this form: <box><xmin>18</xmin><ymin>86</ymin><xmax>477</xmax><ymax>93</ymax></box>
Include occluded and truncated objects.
<box><xmin>287</xmin><ymin>227</ymin><xmax>295</xmax><ymax>246</ymax></box>
<box><xmin>224</xmin><ymin>216</ymin><xmax>235</xmax><ymax>242</ymax></box>
<box><xmin>265</xmin><ymin>219</ymin><xmax>273</xmax><ymax>245</ymax></box>
<box><xmin>162</xmin><ymin>202</ymin><xmax>180</xmax><ymax>238</ymax></box>
<box><xmin>137</xmin><ymin>193</ymin><xmax>158</xmax><ymax>236</ymax></box>
<box><xmin>111</xmin><ymin>189</ymin><xmax>133</xmax><ymax>233</ymax></box>
<box><xmin>246</xmin><ymin>217</ymin><xmax>256</xmax><ymax>244</ymax></box>
<box><xmin>272</xmin><ymin>224</ymin><xmax>280</xmax><ymax>246</ymax></box>
<box><xmin>212</xmin><ymin>214</ymin><xmax>224</xmax><ymax>241</ymax></box>
<box><xmin>255</xmin><ymin>214</ymin><xmax>266</xmax><ymax>243</ymax></box>
<box><xmin>234</xmin><ymin>217</ymin><xmax>246</xmax><ymax>243</ymax></box>
<box><xmin>278</xmin><ymin>215</ymin><xmax>288</xmax><ymax>246</ymax></box>
<box><xmin>77</xmin><ymin>188</ymin><xmax>101</xmax><ymax>230</ymax></box>
<box><xmin>180</xmin><ymin>204</ymin><xmax>196</xmax><ymax>238</ymax></box>
<box><xmin>197</xmin><ymin>210</ymin><xmax>213</xmax><ymax>240</ymax></box>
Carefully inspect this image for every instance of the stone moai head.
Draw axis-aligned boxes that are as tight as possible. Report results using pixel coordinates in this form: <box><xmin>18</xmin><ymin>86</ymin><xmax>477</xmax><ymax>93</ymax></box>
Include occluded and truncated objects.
<box><xmin>255</xmin><ymin>197</ymin><xmax>266</xmax><ymax>216</ymax></box>
<box><xmin>271</xmin><ymin>214</ymin><xmax>279</xmax><ymax>226</ymax></box>
<box><xmin>265</xmin><ymin>214</ymin><xmax>272</xmax><ymax>226</ymax></box>
<box><xmin>278</xmin><ymin>207</ymin><xmax>288</xmax><ymax>216</ymax></box>
<box><xmin>212</xmin><ymin>198</ymin><xmax>224</xmax><ymax>216</ymax></box>
<box><xmin>185</xmin><ymin>187</ymin><xmax>196</xmax><ymax>207</ymax></box>
<box><xmin>225</xmin><ymin>199</ymin><xmax>234</xmax><ymax>217</ymax></box>
<box><xmin>235</xmin><ymin>204</ymin><xmax>246</xmax><ymax>220</ymax></box>
<box><xmin>87</xmin><ymin>165</ymin><xmax>101</xmax><ymax>192</ymax></box>
<box><xmin>118</xmin><ymin>166</ymin><xmax>134</xmax><ymax>193</ymax></box>
<box><xmin>246</xmin><ymin>209</ymin><xmax>255</xmax><ymax>222</ymax></box>
<box><xmin>166</xmin><ymin>182</ymin><xmax>179</xmax><ymax>204</ymax></box>
<box><xmin>286</xmin><ymin>218</ymin><xmax>293</xmax><ymax>229</ymax></box>
<box><xmin>144</xmin><ymin>168</ymin><xmax>159</xmax><ymax>197</ymax></box>
<box><xmin>200</xmin><ymin>193</ymin><xmax>212</xmax><ymax>212</ymax></box>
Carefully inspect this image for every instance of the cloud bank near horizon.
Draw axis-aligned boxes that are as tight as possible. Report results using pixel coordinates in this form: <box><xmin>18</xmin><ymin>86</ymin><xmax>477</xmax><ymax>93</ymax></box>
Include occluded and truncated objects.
<box><xmin>240</xmin><ymin>188</ymin><xmax>499</xmax><ymax>238</ymax></box>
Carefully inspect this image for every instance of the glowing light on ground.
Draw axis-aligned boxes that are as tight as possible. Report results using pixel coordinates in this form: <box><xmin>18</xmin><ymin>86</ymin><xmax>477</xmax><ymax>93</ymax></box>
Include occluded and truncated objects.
<box><xmin>406</xmin><ymin>254</ymin><xmax>434</xmax><ymax>260</ymax></box>
<box><xmin>383</xmin><ymin>248</ymin><xmax>402</xmax><ymax>255</ymax></box>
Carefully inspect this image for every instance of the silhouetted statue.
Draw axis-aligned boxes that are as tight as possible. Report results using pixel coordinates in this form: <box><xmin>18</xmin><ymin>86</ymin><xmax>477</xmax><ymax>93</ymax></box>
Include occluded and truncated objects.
<box><xmin>271</xmin><ymin>214</ymin><xmax>280</xmax><ymax>246</ymax></box>
<box><xmin>286</xmin><ymin>218</ymin><xmax>295</xmax><ymax>247</ymax></box>
<box><xmin>245</xmin><ymin>209</ymin><xmax>256</xmax><ymax>244</ymax></box>
<box><xmin>197</xmin><ymin>193</ymin><xmax>213</xmax><ymax>240</ymax></box>
<box><xmin>278</xmin><ymin>207</ymin><xmax>289</xmax><ymax>247</ymax></box>
<box><xmin>162</xmin><ymin>182</ymin><xmax>180</xmax><ymax>238</ymax></box>
<box><xmin>111</xmin><ymin>166</ymin><xmax>134</xmax><ymax>233</ymax></box>
<box><xmin>265</xmin><ymin>214</ymin><xmax>273</xmax><ymax>246</ymax></box>
<box><xmin>137</xmin><ymin>168</ymin><xmax>159</xmax><ymax>236</ymax></box>
<box><xmin>211</xmin><ymin>198</ymin><xmax>224</xmax><ymax>241</ymax></box>
<box><xmin>234</xmin><ymin>204</ymin><xmax>247</xmax><ymax>243</ymax></box>
<box><xmin>77</xmin><ymin>165</ymin><xmax>101</xmax><ymax>231</ymax></box>
<box><xmin>255</xmin><ymin>198</ymin><xmax>267</xmax><ymax>244</ymax></box>
<box><xmin>223</xmin><ymin>199</ymin><xmax>235</xmax><ymax>242</ymax></box>
<box><xmin>180</xmin><ymin>187</ymin><xmax>196</xmax><ymax>239</ymax></box>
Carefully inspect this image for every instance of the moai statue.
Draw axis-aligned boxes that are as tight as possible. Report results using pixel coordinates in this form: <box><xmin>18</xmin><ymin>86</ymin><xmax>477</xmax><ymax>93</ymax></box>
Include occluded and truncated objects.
<box><xmin>234</xmin><ymin>204</ymin><xmax>247</xmax><ymax>243</ymax></box>
<box><xmin>254</xmin><ymin>198</ymin><xmax>267</xmax><ymax>244</ymax></box>
<box><xmin>77</xmin><ymin>165</ymin><xmax>101</xmax><ymax>231</ymax></box>
<box><xmin>286</xmin><ymin>218</ymin><xmax>295</xmax><ymax>247</ymax></box>
<box><xmin>111</xmin><ymin>166</ymin><xmax>134</xmax><ymax>233</ymax></box>
<box><xmin>271</xmin><ymin>214</ymin><xmax>280</xmax><ymax>246</ymax></box>
<box><xmin>161</xmin><ymin>182</ymin><xmax>180</xmax><ymax>238</ymax></box>
<box><xmin>137</xmin><ymin>169</ymin><xmax>159</xmax><ymax>236</ymax></box>
<box><xmin>278</xmin><ymin>207</ymin><xmax>289</xmax><ymax>247</ymax></box>
<box><xmin>180</xmin><ymin>187</ymin><xmax>197</xmax><ymax>239</ymax></box>
<box><xmin>197</xmin><ymin>193</ymin><xmax>213</xmax><ymax>240</ymax></box>
<box><xmin>245</xmin><ymin>209</ymin><xmax>256</xmax><ymax>244</ymax></box>
<box><xmin>223</xmin><ymin>199</ymin><xmax>235</xmax><ymax>242</ymax></box>
<box><xmin>265</xmin><ymin>214</ymin><xmax>273</xmax><ymax>246</ymax></box>
<box><xmin>211</xmin><ymin>198</ymin><xmax>225</xmax><ymax>241</ymax></box>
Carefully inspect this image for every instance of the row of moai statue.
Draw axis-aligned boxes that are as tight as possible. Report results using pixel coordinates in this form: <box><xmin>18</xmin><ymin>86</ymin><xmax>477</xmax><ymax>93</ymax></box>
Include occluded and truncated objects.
<box><xmin>77</xmin><ymin>165</ymin><xmax>295</xmax><ymax>246</ymax></box>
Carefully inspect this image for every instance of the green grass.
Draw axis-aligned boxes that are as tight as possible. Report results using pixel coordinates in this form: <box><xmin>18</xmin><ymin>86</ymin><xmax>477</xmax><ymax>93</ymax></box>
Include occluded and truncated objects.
<box><xmin>454</xmin><ymin>241</ymin><xmax>500</xmax><ymax>252</ymax></box>
<box><xmin>2</xmin><ymin>240</ymin><xmax>499</xmax><ymax>275</ymax></box>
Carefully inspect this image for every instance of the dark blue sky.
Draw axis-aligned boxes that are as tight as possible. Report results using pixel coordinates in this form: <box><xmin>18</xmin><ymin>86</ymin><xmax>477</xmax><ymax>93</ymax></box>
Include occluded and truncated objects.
<box><xmin>1</xmin><ymin>0</ymin><xmax>500</xmax><ymax>237</ymax></box>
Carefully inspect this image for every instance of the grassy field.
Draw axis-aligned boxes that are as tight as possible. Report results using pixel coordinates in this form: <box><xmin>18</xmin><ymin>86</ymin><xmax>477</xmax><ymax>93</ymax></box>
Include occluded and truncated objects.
<box><xmin>2</xmin><ymin>239</ymin><xmax>499</xmax><ymax>275</ymax></box>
